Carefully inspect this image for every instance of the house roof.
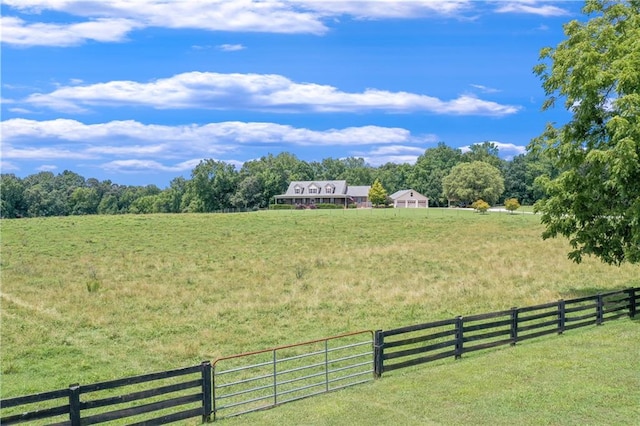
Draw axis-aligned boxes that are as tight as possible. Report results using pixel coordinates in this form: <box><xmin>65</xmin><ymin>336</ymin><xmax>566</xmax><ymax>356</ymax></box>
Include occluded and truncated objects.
<box><xmin>275</xmin><ymin>180</ymin><xmax>371</xmax><ymax>199</ymax></box>
<box><xmin>346</xmin><ymin>186</ymin><xmax>371</xmax><ymax>197</ymax></box>
<box><xmin>390</xmin><ymin>189</ymin><xmax>429</xmax><ymax>200</ymax></box>
<box><xmin>277</xmin><ymin>180</ymin><xmax>348</xmax><ymax>197</ymax></box>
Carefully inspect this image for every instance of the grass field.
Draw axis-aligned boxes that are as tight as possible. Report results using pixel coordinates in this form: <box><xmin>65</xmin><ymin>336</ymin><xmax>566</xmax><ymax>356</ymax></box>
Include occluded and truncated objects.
<box><xmin>1</xmin><ymin>208</ymin><xmax>638</xmax><ymax>423</ymax></box>
<box><xmin>221</xmin><ymin>320</ymin><xmax>640</xmax><ymax>425</ymax></box>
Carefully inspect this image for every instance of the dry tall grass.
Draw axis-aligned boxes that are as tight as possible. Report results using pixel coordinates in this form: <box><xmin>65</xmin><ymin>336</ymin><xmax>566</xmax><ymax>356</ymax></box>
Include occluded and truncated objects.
<box><xmin>1</xmin><ymin>209</ymin><xmax>637</xmax><ymax>396</ymax></box>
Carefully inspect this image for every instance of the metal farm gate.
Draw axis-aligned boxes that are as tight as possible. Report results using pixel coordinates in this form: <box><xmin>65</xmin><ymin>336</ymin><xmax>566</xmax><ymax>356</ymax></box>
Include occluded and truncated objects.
<box><xmin>211</xmin><ymin>330</ymin><xmax>373</xmax><ymax>420</ymax></box>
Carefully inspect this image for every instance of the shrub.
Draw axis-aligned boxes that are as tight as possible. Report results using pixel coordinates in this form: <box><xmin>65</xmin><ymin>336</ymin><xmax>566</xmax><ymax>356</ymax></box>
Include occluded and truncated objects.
<box><xmin>269</xmin><ymin>204</ymin><xmax>294</xmax><ymax>210</ymax></box>
<box><xmin>315</xmin><ymin>203</ymin><xmax>343</xmax><ymax>209</ymax></box>
<box><xmin>472</xmin><ymin>199</ymin><xmax>490</xmax><ymax>214</ymax></box>
<box><xmin>505</xmin><ymin>198</ymin><xmax>521</xmax><ymax>214</ymax></box>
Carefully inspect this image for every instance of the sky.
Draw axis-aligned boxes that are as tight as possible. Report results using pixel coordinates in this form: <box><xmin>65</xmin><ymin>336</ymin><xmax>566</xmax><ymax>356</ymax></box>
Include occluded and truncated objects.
<box><xmin>1</xmin><ymin>0</ymin><xmax>584</xmax><ymax>188</ymax></box>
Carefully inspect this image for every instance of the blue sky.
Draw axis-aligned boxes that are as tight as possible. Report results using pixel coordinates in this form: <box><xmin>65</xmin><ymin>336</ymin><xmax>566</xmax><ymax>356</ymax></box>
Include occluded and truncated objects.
<box><xmin>1</xmin><ymin>1</ymin><xmax>582</xmax><ymax>187</ymax></box>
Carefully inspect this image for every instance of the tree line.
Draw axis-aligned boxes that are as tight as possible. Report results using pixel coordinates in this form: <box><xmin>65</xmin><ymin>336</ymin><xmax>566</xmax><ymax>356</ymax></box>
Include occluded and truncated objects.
<box><xmin>0</xmin><ymin>141</ymin><xmax>557</xmax><ymax>218</ymax></box>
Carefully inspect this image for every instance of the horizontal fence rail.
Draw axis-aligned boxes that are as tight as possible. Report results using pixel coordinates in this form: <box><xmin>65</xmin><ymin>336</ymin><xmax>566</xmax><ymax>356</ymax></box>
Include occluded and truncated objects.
<box><xmin>0</xmin><ymin>362</ymin><xmax>211</xmax><ymax>425</ymax></box>
<box><xmin>374</xmin><ymin>287</ymin><xmax>638</xmax><ymax>377</ymax></box>
<box><xmin>1</xmin><ymin>288</ymin><xmax>636</xmax><ymax>424</ymax></box>
<box><xmin>211</xmin><ymin>330</ymin><xmax>374</xmax><ymax>420</ymax></box>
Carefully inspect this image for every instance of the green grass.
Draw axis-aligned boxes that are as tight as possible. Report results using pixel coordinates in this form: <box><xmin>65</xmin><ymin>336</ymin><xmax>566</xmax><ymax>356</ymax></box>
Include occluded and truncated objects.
<box><xmin>219</xmin><ymin>320</ymin><xmax>640</xmax><ymax>425</ymax></box>
<box><xmin>1</xmin><ymin>208</ymin><xmax>638</xmax><ymax>422</ymax></box>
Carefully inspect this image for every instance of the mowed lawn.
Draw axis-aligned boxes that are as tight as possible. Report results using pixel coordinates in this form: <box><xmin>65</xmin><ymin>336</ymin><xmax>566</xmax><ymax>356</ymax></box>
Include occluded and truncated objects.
<box><xmin>1</xmin><ymin>209</ymin><xmax>638</xmax><ymax>421</ymax></box>
<box><xmin>221</xmin><ymin>320</ymin><xmax>640</xmax><ymax>426</ymax></box>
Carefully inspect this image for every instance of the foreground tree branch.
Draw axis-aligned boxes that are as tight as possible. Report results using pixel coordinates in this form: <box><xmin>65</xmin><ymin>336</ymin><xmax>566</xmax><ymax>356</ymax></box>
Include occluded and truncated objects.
<box><xmin>530</xmin><ymin>0</ymin><xmax>640</xmax><ymax>265</ymax></box>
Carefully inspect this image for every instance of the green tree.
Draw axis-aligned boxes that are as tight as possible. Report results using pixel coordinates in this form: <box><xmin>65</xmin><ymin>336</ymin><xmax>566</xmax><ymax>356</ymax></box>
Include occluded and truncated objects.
<box><xmin>239</xmin><ymin>153</ymin><xmax>311</xmax><ymax>207</ymax></box>
<box><xmin>462</xmin><ymin>141</ymin><xmax>505</xmax><ymax>170</ymax></box>
<box><xmin>339</xmin><ymin>157</ymin><xmax>374</xmax><ymax>186</ymax></box>
<box><xmin>129</xmin><ymin>195</ymin><xmax>158</xmax><ymax>214</ymax></box>
<box><xmin>530</xmin><ymin>0</ymin><xmax>640</xmax><ymax>265</ymax></box>
<box><xmin>97</xmin><ymin>194</ymin><xmax>119</xmax><ymax>215</ymax></box>
<box><xmin>503</xmin><ymin>152</ymin><xmax>558</xmax><ymax>205</ymax></box>
<box><xmin>230</xmin><ymin>175</ymin><xmax>263</xmax><ymax>209</ymax></box>
<box><xmin>182</xmin><ymin>159</ymin><xmax>239</xmax><ymax>212</ymax></box>
<box><xmin>442</xmin><ymin>161</ymin><xmax>505</xmax><ymax>206</ymax></box>
<box><xmin>22</xmin><ymin>171</ymin><xmax>69</xmax><ymax>217</ymax></box>
<box><xmin>368</xmin><ymin>179</ymin><xmax>388</xmax><ymax>207</ymax></box>
<box><xmin>374</xmin><ymin>162</ymin><xmax>412</xmax><ymax>195</ymax></box>
<box><xmin>150</xmin><ymin>177</ymin><xmax>187</xmax><ymax>213</ymax></box>
<box><xmin>408</xmin><ymin>142</ymin><xmax>463</xmax><ymax>206</ymax></box>
<box><xmin>69</xmin><ymin>187</ymin><xmax>100</xmax><ymax>215</ymax></box>
<box><xmin>315</xmin><ymin>157</ymin><xmax>347</xmax><ymax>180</ymax></box>
<box><xmin>0</xmin><ymin>174</ymin><xmax>26</xmax><ymax>218</ymax></box>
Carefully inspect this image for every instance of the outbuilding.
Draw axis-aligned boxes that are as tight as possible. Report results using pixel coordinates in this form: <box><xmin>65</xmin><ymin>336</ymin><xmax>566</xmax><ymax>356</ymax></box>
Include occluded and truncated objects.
<box><xmin>389</xmin><ymin>189</ymin><xmax>429</xmax><ymax>208</ymax></box>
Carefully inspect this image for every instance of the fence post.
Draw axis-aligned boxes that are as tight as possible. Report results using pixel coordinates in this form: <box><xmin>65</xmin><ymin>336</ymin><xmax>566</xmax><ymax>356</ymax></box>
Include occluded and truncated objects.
<box><xmin>373</xmin><ymin>330</ymin><xmax>384</xmax><ymax>378</ymax></box>
<box><xmin>211</xmin><ymin>363</ymin><xmax>217</xmax><ymax>422</ymax></box>
<box><xmin>510</xmin><ymin>307</ymin><xmax>518</xmax><ymax>346</ymax></box>
<box><xmin>68</xmin><ymin>384</ymin><xmax>81</xmax><ymax>426</ymax></box>
<box><xmin>596</xmin><ymin>294</ymin><xmax>604</xmax><ymax>325</ymax></box>
<box><xmin>628</xmin><ymin>288</ymin><xmax>637</xmax><ymax>318</ymax></box>
<box><xmin>272</xmin><ymin>350</ymin><xmax>278</xmax><ymax>406</ymax></box>
<box><xmin>558</xmin><ymin>300</ymin><xmax>565</xmax><ymax>334</ymax></box>
<box><xmin>201</xmin><ymin>361</ymin><xmax>212</xmax><ymax>423</ymax></box>
<box><xmin>454</xmin><ymin>316</ymin><xmax>464</xmax><ymax>359</ymax></box>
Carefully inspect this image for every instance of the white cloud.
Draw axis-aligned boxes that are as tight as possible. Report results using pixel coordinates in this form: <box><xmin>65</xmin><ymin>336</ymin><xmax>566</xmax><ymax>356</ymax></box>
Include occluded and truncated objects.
<box><xmin>24</xmin><ymin>72</ymin><xmax>520</xmax><ymax>116</ymax></box>
<box><xmin>8</xmin><ymin>107</ymin><xmax>34</xmax><ymax>114</ymax></box>
<box><xmin>0</xmin><ymin>118</ymin><xmax>413</xmax><ymax>145</ymax></box>
<box><xmin>462</xmin><ymin>140</ymin><xmax>527</xmax><ymax>158</ymax></box>
<box><xmin>470</xmin><ymin>84</ymin><xmax>500</xmax><ymax>94</ymax></box>
<box><xmin>217</xmin><ymin>43</ymin><xmax>246</xmax><ymax>51</ymax></box>
<box><xmin>1</xmin><ymin>1</ymin><xmax>570</xmax><ymax>48</ymax></box>
<box><xmin>489</xmin><ymin>141</ymin><xmax>527</xmax><ymax>157</ymax></box>
<box><xmin>368</xmin><ymin>145</ymin><xmax>427</xmax><ymax>156</ymax></box>
<box><xmin>494</xmin><ymin>1</ymin><xmax>570</xmax><ymax>17</ymax></box>
<box><xmin>37</xmin><ymin>164</ymin><xmax>58</xmax><ymax>171</ymax></box>
<box><xmin>2</xmin><ymin>117</ymin><xmax>443</xmax><ymax>176</ymax></box>
<box><xmin>0</xmin><ymin>161</ymin><xmax>20</xmax><ymax>172</ymax></box>
<box><xmin>1</xmin><ymin>0</ymin><xmax>479</xmax><ymax>47</ymax></box>
<box><xmin>365</xmin><ymin>154</ymin><xmax>421</xmax><ymax>166</ymax></box>
<box><xmin>293</xmin><ymin>0</ymin><xmax>473</xmax><ymax>19</ymax></box>
<box><xmin>101</xmin><ymin>159</ymin><xmax>201</xmax><ymax>173</ymax></box>
<box><xmin>1</xmin><ymin>1</ymin><xmax>325</xmax><ymax>47</ymax></box>
<box><xmin>0</xmin><ymin>119</ymin><xmax>430</xmax><ymax>167</ymax></box>
<box><xmin>355</xmin><ymin>144</ymin><xmax>434</xmax><ymax>166</ymax></box>
<box><xmin>1</xmin><ymin>144</ymin><xmax>96</xmax><ymax>160</ymax></box>
<box><xmin>0</xmin><ymin>16</ymin><xmax>140</xmax><ymax>47</ymax></box>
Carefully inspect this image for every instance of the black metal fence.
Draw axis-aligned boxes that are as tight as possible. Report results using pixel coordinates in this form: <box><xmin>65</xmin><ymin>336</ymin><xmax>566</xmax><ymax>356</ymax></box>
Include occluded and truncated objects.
<box><xmin>1</xmin><ymin>287</ymin><xmax>637</xmax><ymax>425</ymax></box>
<box><xmin>373</xmin><ymin>288</ymin><xmax>637</xmax><ymax>376</ymax></box>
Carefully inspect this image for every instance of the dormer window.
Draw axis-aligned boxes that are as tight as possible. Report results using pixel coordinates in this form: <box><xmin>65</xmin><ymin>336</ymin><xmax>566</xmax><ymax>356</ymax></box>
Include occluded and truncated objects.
<box><xmin>308</xmin><ymin>184</ymin><xmax>319</xmax><ymax>194</ymax></box>
<box><xmin>325</xmin><ymin>184</ymin><xmax>335</xmax><ymax>194</ymax></box>
<box><xmin>294</xmin><ymin>185</ymin><xmax>303</xmax><ymax>194</ymax></box>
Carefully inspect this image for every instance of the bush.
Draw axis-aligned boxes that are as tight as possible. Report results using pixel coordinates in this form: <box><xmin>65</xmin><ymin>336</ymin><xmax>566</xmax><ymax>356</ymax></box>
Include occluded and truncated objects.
<box><xmin>505</xmin><ymin>198</ymin><xmax>521</xmax><ymax>214</ymax></box>
<box><xmin>472</xmin><ymin>199</ymin><xmax>490</xmax><ymax>214</ymax></box>
<box><xmin>269</xmin><ymin>204</ymin><xmax>294</xmax><ymax>210</ymax></box>
<box><xmin>315</xmin><ymin>203</ymin><xmax>344</xmax><ymax>209</ymax></box>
